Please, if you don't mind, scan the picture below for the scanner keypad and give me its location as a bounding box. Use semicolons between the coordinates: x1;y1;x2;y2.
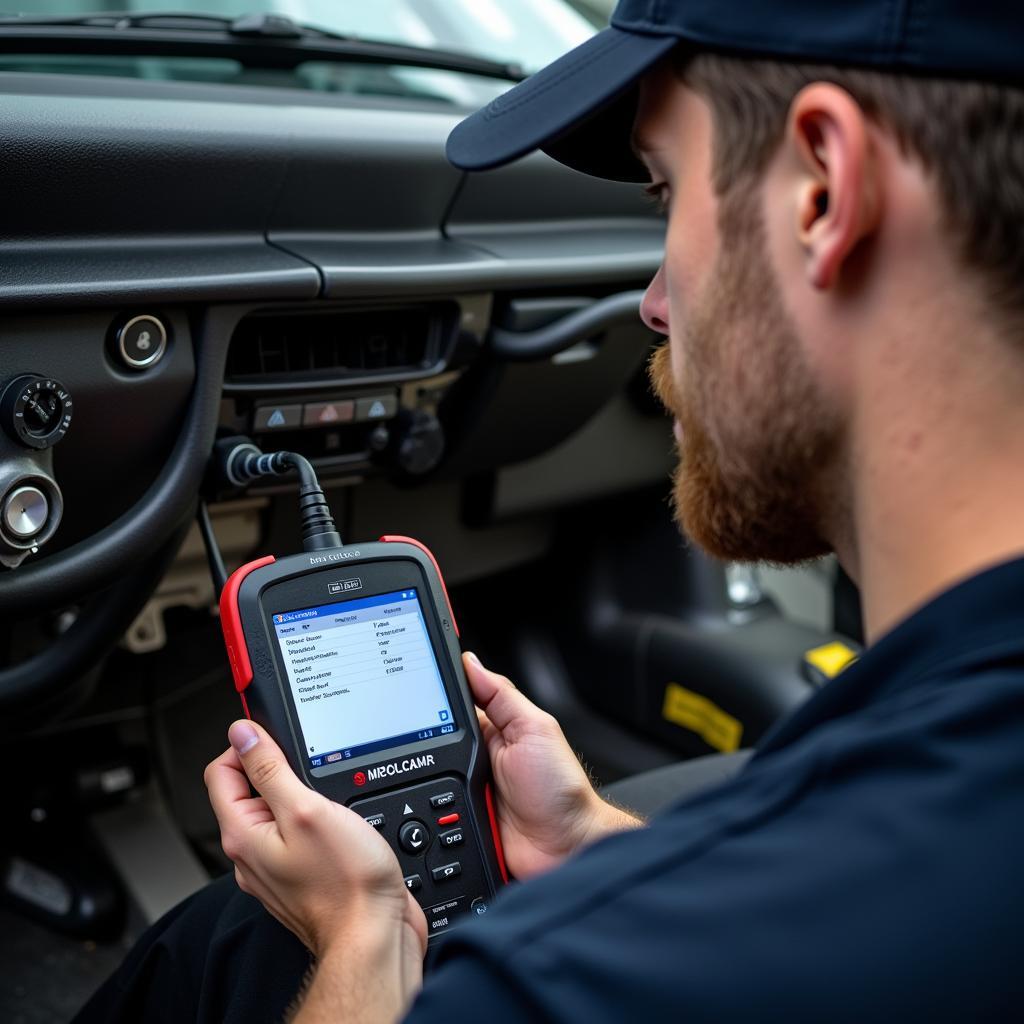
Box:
350;775;490;939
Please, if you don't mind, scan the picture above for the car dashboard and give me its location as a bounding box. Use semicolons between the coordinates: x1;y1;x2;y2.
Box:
0;69;670;685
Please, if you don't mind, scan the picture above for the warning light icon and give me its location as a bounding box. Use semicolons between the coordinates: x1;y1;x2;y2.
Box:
266;409;286;428
318;404;340;423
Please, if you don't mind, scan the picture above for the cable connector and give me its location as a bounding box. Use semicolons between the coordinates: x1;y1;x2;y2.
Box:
215;437;343;552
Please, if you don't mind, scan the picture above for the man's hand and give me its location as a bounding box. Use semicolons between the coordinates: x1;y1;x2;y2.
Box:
204;720;426;1020
464;652;642;879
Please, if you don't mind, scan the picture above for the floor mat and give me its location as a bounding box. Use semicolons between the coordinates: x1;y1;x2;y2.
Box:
0;906;143;1023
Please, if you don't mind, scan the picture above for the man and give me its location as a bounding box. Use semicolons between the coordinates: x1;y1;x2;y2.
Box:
77;0;1024;1020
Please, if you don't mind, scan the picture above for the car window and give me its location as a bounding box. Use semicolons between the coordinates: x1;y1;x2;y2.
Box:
293;0;597;73
2;0;598;82
1;0;605;105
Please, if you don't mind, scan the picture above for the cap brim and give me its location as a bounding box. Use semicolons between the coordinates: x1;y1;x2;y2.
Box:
446;27;677;183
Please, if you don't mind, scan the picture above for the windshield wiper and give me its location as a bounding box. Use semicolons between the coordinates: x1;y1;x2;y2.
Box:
0;10;527;82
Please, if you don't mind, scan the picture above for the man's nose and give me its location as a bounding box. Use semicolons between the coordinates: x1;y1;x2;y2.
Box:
640;265;670;335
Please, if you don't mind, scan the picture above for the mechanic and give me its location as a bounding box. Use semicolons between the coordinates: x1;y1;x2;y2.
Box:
76;0;1024;1020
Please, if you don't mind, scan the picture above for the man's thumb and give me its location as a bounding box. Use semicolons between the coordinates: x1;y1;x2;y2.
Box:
228;719;303;808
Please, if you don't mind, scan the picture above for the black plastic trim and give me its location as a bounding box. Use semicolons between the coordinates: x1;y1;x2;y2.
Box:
0;88;661;305
0;239;320;309
273;232;662;297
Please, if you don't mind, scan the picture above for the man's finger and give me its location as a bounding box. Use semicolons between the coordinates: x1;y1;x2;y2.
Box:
462;652;537;732
205;746;255;823
228;719;307;815
205;747;276;858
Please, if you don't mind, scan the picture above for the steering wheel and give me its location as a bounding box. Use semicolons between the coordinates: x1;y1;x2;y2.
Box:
0;324;230;711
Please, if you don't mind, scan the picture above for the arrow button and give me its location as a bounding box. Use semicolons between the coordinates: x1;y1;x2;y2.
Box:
399;819;431;855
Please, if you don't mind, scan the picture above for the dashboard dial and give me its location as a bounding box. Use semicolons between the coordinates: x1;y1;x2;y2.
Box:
1;375;73;450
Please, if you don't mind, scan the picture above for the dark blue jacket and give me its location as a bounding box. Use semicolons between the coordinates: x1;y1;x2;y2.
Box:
409;558;1024;1022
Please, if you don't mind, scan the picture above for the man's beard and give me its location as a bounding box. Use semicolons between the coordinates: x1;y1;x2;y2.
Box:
649;186;842;565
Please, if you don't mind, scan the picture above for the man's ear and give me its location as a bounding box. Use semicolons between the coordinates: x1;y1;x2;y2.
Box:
787;82;881;290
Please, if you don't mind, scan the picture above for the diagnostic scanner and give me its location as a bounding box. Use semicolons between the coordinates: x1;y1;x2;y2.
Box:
219;534;507;942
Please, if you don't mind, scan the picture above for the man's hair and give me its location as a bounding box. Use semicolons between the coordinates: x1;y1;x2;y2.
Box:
680;52;1024;332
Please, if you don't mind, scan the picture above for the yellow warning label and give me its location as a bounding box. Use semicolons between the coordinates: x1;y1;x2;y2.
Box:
803;641;858;680
661;683;743;753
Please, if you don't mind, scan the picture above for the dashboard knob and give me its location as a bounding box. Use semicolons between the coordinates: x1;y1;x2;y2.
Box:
394;410;445;476
1;375;73;450
3;484;48;539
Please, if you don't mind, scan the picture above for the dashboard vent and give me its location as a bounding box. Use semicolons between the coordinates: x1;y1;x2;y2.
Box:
226;305;454;387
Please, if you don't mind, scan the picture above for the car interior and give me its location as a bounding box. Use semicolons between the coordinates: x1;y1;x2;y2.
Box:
0;4;862;1019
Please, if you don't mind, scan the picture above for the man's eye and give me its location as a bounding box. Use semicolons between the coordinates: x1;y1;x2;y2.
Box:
642;182;670;213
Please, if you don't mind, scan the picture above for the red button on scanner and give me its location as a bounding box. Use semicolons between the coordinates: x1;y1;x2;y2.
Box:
437;813;460;826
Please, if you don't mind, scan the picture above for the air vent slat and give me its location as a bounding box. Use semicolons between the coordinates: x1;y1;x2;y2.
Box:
226;306;450;386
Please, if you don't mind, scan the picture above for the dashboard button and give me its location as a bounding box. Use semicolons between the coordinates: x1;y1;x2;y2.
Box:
254;404;301;431
116;314;168;370
399;820;430;855
470;897;489;917
355;394;398;422
431;861;461;882
363;813;386;830
429;791;455;809
303;400;354;427
436;812;460;826
403;874;422;893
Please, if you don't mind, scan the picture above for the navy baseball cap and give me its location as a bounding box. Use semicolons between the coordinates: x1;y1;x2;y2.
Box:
447;0;1024;183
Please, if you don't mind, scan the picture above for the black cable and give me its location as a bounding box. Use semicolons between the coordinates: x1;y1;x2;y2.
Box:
219;441;343;552
280;451;344;552
196;500;228;593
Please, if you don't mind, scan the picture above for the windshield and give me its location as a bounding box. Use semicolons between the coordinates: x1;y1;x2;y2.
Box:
6;0;605;73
